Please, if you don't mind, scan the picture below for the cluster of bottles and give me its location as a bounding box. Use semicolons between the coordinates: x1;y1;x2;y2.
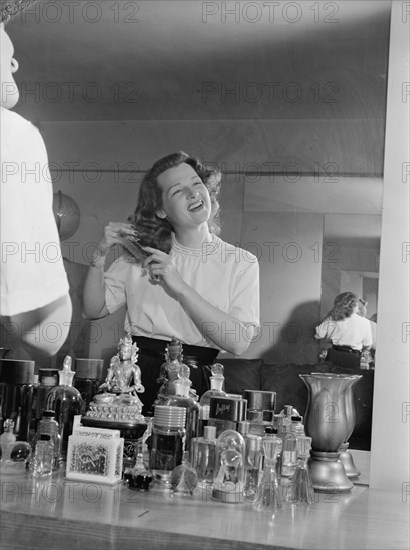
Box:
0;356;87;477
124;338;315;509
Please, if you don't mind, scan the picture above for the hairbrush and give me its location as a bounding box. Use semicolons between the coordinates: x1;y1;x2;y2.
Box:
117;231;150;262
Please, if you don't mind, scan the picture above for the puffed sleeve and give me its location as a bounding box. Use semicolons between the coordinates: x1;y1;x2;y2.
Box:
315;318;334;339
229;255;260;328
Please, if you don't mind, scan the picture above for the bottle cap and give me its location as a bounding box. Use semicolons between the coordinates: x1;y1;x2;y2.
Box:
38;369;59;386
210;363;224;377
42;410;56;418
246;434;262;452
242;390;276;411
153;405;186;428
0;359;35;384
265;426;275;434
203;426;216;440
58;356;75;386
237;420;250;435
74;358;104;379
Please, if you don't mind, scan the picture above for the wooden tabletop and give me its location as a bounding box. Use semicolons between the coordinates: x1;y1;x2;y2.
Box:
0;451;408;550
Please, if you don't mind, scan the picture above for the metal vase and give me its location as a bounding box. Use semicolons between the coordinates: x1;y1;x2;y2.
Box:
299;373;362;492
338;379;362;478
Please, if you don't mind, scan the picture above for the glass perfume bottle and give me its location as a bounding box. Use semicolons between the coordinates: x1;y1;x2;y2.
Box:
35;369;59;425
45;356;83;464
198;363;227;435
213;429;246;503
237;421;262;502
0;419;32;474
281;418;305;478
162;364;199;452
287;436;314;505
32;434;54;477
263;426;282;483
170;450;198;496
253;438;282;513
35;410;61;469
277;404;299;437
149;405;186;489
190;425;217;488
124;441;153;490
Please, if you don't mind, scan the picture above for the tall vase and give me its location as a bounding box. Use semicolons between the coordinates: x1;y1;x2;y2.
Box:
299;373;362;493
338;379;361;479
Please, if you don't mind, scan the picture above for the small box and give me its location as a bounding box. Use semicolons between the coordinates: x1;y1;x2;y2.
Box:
66;426;123;485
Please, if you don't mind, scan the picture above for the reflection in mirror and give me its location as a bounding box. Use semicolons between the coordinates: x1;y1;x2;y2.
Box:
2;0;393;467
320;213;382;325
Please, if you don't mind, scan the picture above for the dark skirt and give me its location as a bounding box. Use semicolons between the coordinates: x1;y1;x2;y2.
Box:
132;336;219;415
327;345;361;369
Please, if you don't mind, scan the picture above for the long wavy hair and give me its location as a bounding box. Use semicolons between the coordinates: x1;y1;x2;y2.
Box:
327;292;359;321
126;152;221;258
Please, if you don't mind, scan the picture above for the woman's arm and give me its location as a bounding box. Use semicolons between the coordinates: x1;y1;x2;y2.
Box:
83;222;136;319
82;253;110;319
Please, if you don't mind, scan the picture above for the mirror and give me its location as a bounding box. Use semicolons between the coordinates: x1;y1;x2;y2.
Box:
3;1;391;457
320;213;382;335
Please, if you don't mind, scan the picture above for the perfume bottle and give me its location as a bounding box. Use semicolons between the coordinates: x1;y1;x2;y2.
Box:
124;441;153;490
73;358;104;414
360;349;372;370
253;438;282;513
0;358;35;442
162;364;199;452
35;410;61;469
35;369;59;424
237;421;262;502
170;450;198;496
198;364;227;435
287;436;314;505
190;425;217;488
149;405;186;489
213;429;246;503
45;356;83;463
281;417;305;478
277;404;299;437
263;426;283;483
0;419;32;474
32;434;54;477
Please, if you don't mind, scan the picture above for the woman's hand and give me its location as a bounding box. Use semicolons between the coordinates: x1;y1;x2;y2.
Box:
97;222;137;256
142;246;186;297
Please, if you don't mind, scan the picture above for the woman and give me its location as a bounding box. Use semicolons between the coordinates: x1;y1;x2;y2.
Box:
314;292;372;369
83;152;260;413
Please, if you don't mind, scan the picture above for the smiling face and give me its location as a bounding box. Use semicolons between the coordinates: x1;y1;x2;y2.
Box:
156;162;212;232
0;25;19;109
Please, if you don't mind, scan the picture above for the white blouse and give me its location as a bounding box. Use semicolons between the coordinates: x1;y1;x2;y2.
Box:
104;234;260;349
315;313;373;351
0;107;69;315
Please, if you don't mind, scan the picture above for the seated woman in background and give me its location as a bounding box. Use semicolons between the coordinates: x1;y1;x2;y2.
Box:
314;291;372;369
83;151;260;414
